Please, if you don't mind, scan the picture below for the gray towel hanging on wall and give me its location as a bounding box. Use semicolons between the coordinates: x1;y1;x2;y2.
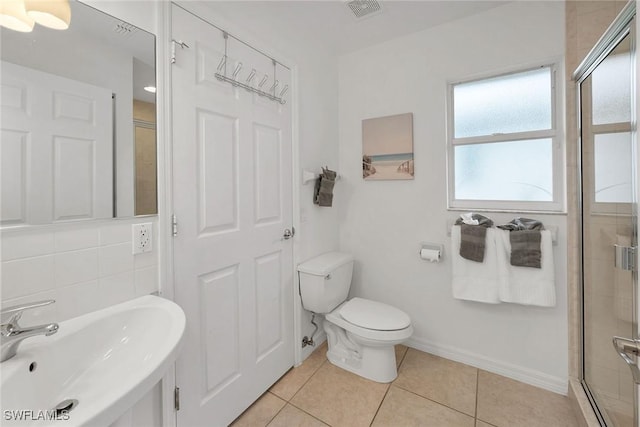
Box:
314;167;337;207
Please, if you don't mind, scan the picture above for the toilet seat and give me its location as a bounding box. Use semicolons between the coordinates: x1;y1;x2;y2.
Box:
325;299;413;342
340;297;411;331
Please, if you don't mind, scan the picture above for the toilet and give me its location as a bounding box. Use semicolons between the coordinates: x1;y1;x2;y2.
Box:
297;252;413;383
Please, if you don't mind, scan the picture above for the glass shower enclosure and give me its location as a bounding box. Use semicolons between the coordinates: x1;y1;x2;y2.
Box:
576;4;637;426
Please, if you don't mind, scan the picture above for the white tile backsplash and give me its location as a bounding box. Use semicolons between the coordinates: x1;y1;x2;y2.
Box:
99;243;134;277
55;248;99;287
2;255;56;299
134;250;156;269
1;218;159;322
135;266;158;297
100;223;132;246
99;271;136;307
56;280;101;320
1;231;55;261
54;228;99;252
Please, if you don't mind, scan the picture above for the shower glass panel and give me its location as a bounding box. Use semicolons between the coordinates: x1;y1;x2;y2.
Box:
580;29;636;427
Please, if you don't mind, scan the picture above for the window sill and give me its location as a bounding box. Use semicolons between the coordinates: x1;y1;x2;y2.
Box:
447;207;568;215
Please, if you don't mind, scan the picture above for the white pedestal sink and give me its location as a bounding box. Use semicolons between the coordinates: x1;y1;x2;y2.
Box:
1;295;185;426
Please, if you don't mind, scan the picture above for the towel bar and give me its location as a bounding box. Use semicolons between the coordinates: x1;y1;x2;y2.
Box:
446;223;558;245
302;169;341;185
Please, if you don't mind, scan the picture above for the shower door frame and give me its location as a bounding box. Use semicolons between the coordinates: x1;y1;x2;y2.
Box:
574;2;638;425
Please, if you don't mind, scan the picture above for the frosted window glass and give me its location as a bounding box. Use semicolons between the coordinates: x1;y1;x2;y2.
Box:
454;68;552;138
592;53;631;125
455;139;553;201
594;132;632;203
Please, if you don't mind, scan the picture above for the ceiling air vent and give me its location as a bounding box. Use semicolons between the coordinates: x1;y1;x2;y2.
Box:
113;21;138;37
346;0;382;19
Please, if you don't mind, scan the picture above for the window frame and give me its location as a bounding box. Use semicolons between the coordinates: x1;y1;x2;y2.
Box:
446;63;565;213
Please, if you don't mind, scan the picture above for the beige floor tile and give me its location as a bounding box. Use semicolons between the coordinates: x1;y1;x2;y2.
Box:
372;386;474;427
267;404;328;427
393;349;478;416
476;420;496;427
270;342;328;401
231;392;286;427
290;362;389;427
476;370;578;427
395;344;408;368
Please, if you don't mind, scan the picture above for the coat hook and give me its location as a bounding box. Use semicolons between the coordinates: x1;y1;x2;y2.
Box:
269;80;279;93
258;74;269;89
246;69;256;84
216;55;227;73
232;62;243;79
279;84;289;98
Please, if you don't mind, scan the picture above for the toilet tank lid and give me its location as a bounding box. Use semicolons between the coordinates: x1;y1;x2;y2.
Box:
340;298;411;331
297;252;354;276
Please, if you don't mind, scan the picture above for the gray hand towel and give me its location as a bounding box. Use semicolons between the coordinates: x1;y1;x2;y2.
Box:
454;214;494;262
314;167;337;207
509;230;542;268
497;217;544;232
498;217;544;268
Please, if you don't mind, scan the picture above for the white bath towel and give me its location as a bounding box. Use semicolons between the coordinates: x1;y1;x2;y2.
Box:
497;229;555;307
451;225;500;304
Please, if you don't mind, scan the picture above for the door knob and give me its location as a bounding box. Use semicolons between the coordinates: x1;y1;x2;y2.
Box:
283;228;295;240
613;336;640;383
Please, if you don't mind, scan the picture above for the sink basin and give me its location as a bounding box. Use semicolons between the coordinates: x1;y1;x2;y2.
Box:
1;295;185;426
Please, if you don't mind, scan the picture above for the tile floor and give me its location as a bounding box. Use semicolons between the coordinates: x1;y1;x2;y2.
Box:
231;343;579;427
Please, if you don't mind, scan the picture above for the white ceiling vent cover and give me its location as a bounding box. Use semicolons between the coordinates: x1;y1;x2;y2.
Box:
347;0;382;19
113;21;138;37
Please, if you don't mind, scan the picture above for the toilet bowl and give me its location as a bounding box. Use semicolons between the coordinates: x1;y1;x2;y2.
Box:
297;252;413;383
323;297;413;383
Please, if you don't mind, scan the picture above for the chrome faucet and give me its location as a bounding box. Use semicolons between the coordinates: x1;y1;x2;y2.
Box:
1;300;59;362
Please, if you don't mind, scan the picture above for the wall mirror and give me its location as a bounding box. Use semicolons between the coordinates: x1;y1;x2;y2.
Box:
0;0;157;228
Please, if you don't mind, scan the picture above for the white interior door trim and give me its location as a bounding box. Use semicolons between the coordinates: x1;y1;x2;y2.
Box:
157;2;178;427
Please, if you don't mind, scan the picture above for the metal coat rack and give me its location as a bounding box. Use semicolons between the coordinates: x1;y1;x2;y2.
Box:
214;32;289;105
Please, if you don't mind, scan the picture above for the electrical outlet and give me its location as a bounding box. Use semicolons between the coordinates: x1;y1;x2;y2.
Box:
132;223;153;255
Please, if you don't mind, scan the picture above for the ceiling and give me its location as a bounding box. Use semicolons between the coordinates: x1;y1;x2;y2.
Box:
205;1;507;56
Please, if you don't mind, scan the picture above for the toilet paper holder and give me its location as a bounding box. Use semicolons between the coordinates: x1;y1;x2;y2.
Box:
419;242;444;262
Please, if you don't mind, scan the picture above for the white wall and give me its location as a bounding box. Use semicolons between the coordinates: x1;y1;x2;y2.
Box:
337;1;568;393
184;1;342;361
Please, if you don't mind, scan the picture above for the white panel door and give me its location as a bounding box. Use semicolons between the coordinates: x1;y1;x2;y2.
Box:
171;6;294;426
0;61;113;225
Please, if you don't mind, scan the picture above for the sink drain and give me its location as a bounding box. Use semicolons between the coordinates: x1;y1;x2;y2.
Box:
53;399;78;417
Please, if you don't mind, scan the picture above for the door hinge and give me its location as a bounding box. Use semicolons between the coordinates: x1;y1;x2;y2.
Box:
172;214;178;237
171;39;190;64
614;245;636;271
174;386;180;411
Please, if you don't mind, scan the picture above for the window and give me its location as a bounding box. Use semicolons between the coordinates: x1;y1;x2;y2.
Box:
447;65;563;211
589;47;633;210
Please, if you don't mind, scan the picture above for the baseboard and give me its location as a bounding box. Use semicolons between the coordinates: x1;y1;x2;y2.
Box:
406;336;568;395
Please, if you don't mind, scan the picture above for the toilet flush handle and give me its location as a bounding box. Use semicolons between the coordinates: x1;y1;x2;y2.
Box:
325;274;331;280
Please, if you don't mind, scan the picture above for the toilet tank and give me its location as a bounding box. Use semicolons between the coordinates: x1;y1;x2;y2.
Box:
297;252;354;314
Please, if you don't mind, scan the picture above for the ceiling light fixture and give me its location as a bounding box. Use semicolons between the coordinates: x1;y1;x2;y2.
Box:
144;86;157;94
25;0;71;30
0;0;35;32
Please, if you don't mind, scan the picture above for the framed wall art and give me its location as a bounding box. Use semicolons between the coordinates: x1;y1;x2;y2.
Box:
362;112;414;180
